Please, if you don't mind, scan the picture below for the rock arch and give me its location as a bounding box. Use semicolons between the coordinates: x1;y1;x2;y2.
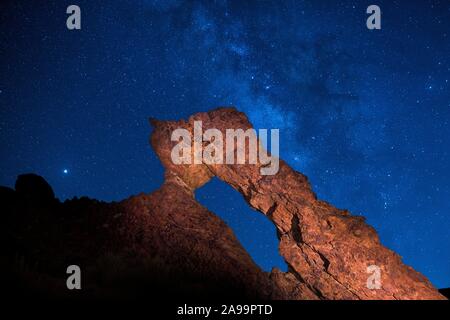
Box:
150;107;444;300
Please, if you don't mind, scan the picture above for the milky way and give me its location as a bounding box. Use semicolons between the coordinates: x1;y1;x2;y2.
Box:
1;0;449;287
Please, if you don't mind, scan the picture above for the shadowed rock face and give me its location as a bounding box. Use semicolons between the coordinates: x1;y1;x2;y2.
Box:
3;108;445;300
150;107;445;300
4;176;278;300
440;288;450;299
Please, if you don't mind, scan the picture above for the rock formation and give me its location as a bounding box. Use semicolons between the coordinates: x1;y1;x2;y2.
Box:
3;107;446;300
150;107;445;300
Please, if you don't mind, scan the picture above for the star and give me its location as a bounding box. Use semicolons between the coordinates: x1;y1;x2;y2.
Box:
63;169;69;174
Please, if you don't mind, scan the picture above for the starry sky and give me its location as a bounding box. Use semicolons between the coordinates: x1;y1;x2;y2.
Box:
1;1;449;288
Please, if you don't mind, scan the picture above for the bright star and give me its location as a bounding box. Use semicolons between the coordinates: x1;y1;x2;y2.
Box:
63;169;68;174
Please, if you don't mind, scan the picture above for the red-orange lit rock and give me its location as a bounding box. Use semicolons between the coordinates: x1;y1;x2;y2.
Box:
150;107;445;300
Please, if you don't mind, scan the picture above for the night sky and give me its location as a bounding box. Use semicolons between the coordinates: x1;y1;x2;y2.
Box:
1;1;449;288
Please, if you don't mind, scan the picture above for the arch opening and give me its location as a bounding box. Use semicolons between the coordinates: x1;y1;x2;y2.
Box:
195;177;287;272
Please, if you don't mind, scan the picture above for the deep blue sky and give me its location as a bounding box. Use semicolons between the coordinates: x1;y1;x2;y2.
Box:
1;1;449;288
